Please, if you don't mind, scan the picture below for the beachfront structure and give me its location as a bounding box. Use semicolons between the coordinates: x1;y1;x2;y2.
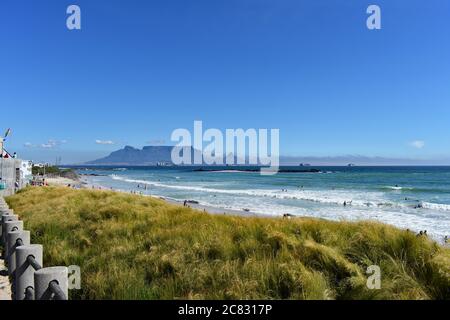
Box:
33;162;50;168
0;158;32;196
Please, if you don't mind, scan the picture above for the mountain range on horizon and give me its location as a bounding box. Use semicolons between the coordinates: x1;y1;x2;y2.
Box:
84;145;450;166
86;145;183;165
85;145;234;166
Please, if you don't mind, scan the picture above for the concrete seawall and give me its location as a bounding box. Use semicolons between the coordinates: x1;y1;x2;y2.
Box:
0;158;30;197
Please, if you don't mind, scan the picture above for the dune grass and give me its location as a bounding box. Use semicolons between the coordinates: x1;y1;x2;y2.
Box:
5;186;450;300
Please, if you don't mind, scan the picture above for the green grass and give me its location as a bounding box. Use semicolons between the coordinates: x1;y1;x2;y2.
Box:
31;166;78;179
6;186;450;300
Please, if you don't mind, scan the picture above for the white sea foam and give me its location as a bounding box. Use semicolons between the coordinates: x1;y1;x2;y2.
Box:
111;175;388;208
110;174;450;214
83;174;450;242
420;201;450;211
195;197;449;241
208;170;254;173
387;186;402;190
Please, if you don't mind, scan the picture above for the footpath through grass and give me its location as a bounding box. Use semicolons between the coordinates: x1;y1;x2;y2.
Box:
6;187;450;300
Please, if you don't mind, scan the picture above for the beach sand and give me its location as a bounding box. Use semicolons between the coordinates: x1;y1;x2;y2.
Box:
78;175;265;218
45;177;84;187
26;175;450;245
0;259;11;300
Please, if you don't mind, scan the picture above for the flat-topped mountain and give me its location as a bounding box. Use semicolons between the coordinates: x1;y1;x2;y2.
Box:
86;146;213;166
86;145;242;166
86;146;180;165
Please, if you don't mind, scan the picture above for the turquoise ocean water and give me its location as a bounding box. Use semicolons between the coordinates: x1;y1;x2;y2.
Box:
76;166;450;242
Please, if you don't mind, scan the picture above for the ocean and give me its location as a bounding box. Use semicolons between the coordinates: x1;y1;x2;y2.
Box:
77;166;450;242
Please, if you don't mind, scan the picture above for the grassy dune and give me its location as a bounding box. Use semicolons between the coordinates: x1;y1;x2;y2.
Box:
5;187;450;300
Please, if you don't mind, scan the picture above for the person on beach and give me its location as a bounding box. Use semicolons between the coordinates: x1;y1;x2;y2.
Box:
343;201;347;207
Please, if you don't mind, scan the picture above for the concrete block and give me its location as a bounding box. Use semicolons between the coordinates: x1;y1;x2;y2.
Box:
15;245;43;300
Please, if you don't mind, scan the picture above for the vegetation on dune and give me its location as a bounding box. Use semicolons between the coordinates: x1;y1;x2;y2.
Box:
32;166;78;179
5;187;450;300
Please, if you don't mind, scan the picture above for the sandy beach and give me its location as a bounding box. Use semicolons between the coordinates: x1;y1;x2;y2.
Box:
0;259;11;300
76;175;265;218
36;174;259;217
45;176;85;187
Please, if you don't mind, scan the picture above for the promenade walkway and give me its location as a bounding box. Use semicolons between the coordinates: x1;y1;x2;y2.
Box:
0;196;11;300
0;255;11;300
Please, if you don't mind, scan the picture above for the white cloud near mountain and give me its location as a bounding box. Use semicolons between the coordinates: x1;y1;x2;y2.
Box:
409;140;425;149
95;139;115;145
24;139;67;149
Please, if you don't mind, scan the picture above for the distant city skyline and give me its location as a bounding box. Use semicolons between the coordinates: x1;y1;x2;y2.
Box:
12;143;450;166
2;1;450;164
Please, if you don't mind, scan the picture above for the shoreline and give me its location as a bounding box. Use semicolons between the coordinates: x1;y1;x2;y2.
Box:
78;175;267;218
43;175;258;217
41;174;449;244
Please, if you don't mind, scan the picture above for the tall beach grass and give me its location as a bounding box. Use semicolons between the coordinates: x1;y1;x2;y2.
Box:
5;186;450;300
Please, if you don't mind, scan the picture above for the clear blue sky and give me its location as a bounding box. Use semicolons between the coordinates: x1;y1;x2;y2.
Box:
1;0;449;164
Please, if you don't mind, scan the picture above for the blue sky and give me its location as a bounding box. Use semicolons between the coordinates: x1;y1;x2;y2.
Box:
1;0;450;164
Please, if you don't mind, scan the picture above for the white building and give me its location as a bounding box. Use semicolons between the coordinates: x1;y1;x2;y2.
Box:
0;158;32;196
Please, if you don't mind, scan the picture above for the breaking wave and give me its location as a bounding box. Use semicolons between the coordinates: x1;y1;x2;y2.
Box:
109;174;450;211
